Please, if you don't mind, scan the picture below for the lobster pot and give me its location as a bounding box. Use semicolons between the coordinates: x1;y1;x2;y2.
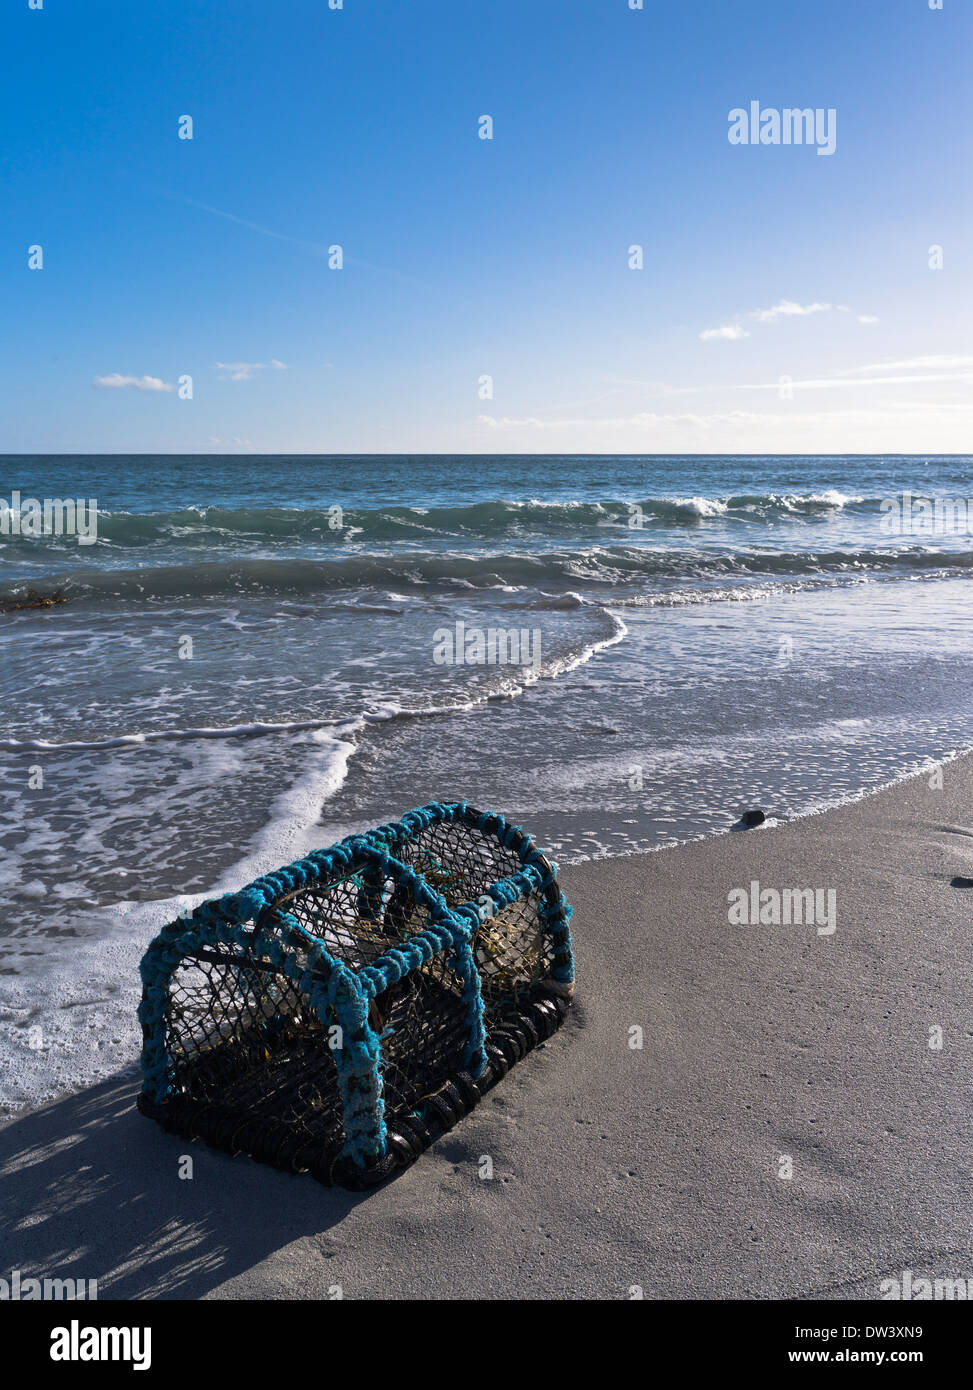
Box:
137;802;575;1189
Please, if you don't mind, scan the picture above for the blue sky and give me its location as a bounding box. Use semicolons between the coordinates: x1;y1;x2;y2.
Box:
2;0;970;453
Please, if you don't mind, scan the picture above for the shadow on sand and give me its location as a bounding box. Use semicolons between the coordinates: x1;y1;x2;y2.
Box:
0;1076;366;1299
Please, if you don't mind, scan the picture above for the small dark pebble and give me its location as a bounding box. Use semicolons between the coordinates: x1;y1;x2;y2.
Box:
740;809;766;828
950;875;973;888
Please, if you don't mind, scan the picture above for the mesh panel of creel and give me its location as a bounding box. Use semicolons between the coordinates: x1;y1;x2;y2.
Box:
372;945;471;1121
273;867;472;1123
396;817;523;905
164;943;346;1168
394;817;555;1017
286;872;488;1125
475;893;553;1016
159;864;429;1169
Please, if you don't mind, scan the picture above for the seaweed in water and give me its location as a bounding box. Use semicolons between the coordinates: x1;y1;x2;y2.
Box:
0;588;68;614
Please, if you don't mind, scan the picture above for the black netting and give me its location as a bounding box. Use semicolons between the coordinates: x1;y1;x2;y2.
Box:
275;869;475;1129
161;944;346;1172
395;816;558;1018
395;815;523;902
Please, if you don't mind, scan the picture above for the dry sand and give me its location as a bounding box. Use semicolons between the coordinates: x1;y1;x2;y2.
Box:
2;758;972;1300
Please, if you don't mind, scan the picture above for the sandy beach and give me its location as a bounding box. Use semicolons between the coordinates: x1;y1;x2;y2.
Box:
2;756;971;1301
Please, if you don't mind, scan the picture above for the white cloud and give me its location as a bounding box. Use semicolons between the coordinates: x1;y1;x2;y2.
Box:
476;400;973;451
699;299;878;341
216;360;288;381
739;369;973;392
836;355;973;374
751;299;832;322
92;373;173;392
475;346;973;451
479;411;732;430
699;324;750;341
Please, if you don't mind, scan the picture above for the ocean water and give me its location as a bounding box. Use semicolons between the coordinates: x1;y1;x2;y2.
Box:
2;453;973;1111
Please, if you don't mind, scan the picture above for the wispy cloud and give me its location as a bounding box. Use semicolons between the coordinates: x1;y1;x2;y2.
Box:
93;373;173;391
162;192;332;256
738;356;973;392
216;360;288;381
700;324;750;341
700;299;877;341
478;399;973;434
477;350;973;437
151;189;433;288
525;356;972;421
478;411;726;430
835;355;973;374
752;299;832;322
